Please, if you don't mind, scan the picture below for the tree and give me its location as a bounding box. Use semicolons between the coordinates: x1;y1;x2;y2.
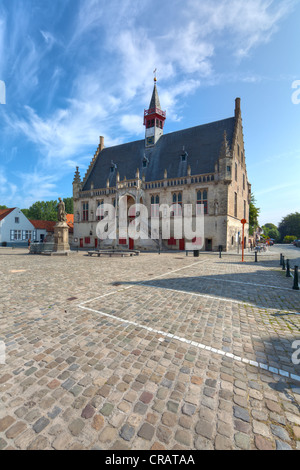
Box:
21;198;73;221
0;205;8;210
249;194;260;236
63;197;73;214
278;212;300;241
261;223;280;242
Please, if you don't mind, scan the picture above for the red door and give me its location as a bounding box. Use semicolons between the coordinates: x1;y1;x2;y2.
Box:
179;238;185;251
129;238;134;250
95;238;98;248
80;238;83;248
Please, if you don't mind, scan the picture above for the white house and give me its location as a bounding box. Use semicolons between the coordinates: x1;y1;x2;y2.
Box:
0;208;37;247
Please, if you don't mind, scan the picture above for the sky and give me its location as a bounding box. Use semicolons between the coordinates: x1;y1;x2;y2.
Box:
0;0;299;226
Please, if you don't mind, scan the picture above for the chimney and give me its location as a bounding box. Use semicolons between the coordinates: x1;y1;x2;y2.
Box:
100;136;104;151
235;98;241;118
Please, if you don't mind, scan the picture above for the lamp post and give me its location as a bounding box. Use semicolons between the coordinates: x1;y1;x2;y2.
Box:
241;219;247;262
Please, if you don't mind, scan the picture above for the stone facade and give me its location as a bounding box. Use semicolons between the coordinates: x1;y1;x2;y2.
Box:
73;85;251;252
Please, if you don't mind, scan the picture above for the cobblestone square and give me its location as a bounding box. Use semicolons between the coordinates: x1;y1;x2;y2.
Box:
0;246;300;450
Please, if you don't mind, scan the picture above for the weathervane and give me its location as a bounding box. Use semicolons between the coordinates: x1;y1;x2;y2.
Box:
153;68;157;82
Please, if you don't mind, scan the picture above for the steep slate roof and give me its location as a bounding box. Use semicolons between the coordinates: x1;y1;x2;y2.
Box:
0;208;15;221
82;116;235;191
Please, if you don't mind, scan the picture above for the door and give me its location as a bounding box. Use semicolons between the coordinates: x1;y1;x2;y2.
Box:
80;238;83;248
129;238;134;250
95;238;98;249
205;238;212;251
179;238;185;251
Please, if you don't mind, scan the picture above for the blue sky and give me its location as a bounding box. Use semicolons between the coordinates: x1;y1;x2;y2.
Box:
0;0;299;226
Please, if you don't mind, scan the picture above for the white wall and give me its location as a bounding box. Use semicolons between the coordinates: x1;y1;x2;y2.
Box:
0;208;36;245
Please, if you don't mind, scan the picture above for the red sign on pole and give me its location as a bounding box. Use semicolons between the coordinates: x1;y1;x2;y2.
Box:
241;219;247;262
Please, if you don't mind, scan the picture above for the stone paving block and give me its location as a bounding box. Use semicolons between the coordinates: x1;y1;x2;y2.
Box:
1;249;300;450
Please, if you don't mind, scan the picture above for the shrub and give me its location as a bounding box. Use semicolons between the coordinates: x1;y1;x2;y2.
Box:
283;235;297;244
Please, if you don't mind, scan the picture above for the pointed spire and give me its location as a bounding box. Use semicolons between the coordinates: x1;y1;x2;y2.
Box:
73;166;81;184
149;81;161;110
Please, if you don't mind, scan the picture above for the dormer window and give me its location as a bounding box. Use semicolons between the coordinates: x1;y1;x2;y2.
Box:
143;156;149;168
181;147;188;162
110;161;117;173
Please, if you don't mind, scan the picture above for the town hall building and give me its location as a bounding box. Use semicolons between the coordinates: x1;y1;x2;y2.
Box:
72;79;251;251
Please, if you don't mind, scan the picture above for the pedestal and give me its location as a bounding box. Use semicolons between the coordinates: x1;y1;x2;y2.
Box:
53;222;70;253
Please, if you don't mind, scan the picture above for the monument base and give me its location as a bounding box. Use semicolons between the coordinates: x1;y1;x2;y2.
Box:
53;222;70;253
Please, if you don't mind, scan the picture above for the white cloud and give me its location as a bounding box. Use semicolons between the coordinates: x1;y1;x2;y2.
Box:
1;0;296;205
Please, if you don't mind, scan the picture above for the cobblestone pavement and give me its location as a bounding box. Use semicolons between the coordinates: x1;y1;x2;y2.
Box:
0;245;300;450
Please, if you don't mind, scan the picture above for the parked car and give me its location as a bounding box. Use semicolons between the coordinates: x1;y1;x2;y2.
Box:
295;240;300;248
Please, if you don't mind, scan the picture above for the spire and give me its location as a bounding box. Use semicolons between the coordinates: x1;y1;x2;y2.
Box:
149;81;161;110
144;74;166;147
73;166;81;184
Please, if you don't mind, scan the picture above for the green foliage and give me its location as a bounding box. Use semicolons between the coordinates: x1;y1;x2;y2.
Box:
283;235;297;244
278;212;300;241
0;205;8;210
261;223;280;242
21;198;73;221
63;197;73;214
249;194;260;236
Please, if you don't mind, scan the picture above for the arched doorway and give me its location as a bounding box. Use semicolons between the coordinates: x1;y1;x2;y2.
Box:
118;194;136;249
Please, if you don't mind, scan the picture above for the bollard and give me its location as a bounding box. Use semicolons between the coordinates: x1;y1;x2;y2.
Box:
293;266;299;290
193;250;199;257
255;251;257;263
286;259;291;277
282;256;285;270
280;253;283;266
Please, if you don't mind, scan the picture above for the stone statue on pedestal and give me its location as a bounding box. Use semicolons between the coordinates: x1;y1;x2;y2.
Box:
57;197;67;223
53;197;70;253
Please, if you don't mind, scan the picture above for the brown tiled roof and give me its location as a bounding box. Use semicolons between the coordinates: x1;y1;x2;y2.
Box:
30;220;56;232
29;214;74;233
0;208;15;221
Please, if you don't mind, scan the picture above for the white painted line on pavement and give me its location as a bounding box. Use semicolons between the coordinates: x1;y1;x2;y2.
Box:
79;303;300;383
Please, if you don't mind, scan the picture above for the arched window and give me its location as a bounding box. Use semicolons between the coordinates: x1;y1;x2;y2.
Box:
196;191;202;215
203;190;208;214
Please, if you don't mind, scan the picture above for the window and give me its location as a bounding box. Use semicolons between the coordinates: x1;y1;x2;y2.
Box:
235;163;237;182
97;200;104;220
227;166;231;174
82;202;89;221
172;193;182;216
196;191;202;215
244;200;246;219
22;230;34;240
15;217;19;224
10;230;22;241
203;190;208;214
196;190;208;215
151;195;160;217
234;192;237;218
243;174;245;190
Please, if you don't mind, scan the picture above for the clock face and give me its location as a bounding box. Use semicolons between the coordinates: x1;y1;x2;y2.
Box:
146;136;154;146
